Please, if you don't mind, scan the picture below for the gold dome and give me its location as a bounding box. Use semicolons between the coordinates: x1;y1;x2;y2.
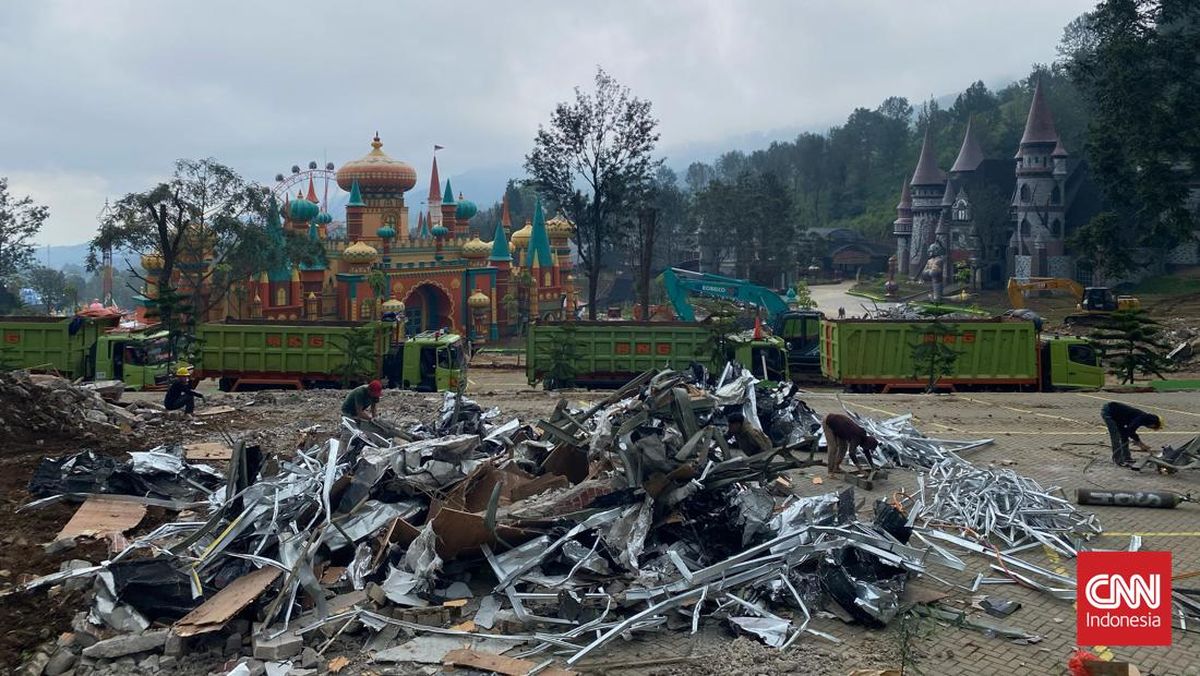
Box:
461;236;490;259
511;220;533;249
546;215;574;239
140;252;164;270
468;290;490;309
335;134;417;194
381;298;405;313
342;240;379;264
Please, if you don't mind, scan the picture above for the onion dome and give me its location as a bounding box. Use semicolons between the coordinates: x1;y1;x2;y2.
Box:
381;298;405;313
315;211;333;225
462;235;490;259
140;252;164;270
455;192;478;220
468;290;490;309
511;220;533;249
342;241;379;264
546;214;574;239
377;223;396;240
288;191;319;223
431;224;449;238
335;133;417;194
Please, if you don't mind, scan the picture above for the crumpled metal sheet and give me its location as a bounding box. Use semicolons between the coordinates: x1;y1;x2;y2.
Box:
729;616;792;648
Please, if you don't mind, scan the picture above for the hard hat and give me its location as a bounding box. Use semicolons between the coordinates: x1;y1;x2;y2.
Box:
1155;414;1166;430
176;366;193;377
368;379;383;396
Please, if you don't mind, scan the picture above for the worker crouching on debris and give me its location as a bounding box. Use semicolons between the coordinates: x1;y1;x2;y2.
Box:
164;366;204;415
726;412;773;455
342;379;383;422
823;413;879;475
1100;401;1163;469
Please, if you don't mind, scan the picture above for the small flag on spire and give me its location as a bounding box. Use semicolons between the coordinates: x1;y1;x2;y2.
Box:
434;144;444;151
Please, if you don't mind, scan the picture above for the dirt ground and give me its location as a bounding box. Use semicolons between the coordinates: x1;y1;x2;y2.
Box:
6;368;1200;674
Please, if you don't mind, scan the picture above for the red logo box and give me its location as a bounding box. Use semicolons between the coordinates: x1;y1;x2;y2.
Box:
1077;551;1171;646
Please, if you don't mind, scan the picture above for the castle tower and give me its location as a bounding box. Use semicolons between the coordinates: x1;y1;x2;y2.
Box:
500;192;513;236
427;155;442;230
908;129;947;276
454;192;477;240
1010;79;1067;278
893;182;913;277
345;179;365;241
440;180;458;239
488;220;512;333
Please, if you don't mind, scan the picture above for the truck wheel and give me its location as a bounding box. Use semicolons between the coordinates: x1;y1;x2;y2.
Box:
218;377;235;392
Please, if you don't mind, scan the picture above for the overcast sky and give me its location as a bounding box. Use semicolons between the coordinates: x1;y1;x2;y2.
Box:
1;0;1094;247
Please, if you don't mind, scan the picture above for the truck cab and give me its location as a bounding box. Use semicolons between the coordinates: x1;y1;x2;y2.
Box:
1040;336;1105;390
733;337;790;386
93;330;172;390
774;310;824;377
383;331;465;392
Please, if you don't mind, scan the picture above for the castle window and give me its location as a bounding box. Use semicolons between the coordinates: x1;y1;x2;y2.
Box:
1051;186;1061;205
1020;218;1031;236
275;287;287;307
1019;184;1031;201
1052;219;1062;238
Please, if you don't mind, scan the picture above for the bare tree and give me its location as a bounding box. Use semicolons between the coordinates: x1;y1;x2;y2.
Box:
525;67;662;319
633;207;659;320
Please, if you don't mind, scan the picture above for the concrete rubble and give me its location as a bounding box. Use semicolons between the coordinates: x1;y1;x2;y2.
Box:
7;366;1155;674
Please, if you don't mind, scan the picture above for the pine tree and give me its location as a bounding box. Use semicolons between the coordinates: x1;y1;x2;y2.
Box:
1088;308;1172;384
909;318;962;392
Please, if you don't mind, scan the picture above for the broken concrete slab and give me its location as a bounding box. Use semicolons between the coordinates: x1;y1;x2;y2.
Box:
442;648;578;676
372;635;513;664
251;627;303;660
81;628;169;659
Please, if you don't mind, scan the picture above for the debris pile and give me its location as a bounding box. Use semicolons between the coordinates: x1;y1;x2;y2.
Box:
7;368;968;673
0;371;159;440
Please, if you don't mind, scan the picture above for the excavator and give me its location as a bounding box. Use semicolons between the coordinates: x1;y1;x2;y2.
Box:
1006;277;1140;325
660;268;824;378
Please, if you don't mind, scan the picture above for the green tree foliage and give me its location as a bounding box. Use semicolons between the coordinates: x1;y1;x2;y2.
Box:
694;299;742;367
1063;0;1200;277
333;326;379;388
25;265;67;314
526;67;662;319
87;159;272;357
791;281;816;309
909;319;962;392
1089;308;1173;384
0;178;50;310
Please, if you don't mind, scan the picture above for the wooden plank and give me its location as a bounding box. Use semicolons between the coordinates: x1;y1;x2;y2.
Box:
184;442;232;461
55;497;146;543
196;405;237;417
442;649;578;676
173;566;281;637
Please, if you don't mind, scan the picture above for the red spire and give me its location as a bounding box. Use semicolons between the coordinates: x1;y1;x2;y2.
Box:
428;156;441;205
1020;78;1058;146
305;177;318;203
500;192;512;230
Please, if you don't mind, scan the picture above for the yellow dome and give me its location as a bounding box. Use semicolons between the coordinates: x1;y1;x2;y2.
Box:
511;221;533;249
468;291;490;309
546;215;574;239
342;241;379;264
381;298;405;312
140;252;164;270
461;236;490;259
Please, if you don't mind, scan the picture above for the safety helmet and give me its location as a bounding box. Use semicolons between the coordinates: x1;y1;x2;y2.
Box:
176;366;193;377
1154;414;1166;430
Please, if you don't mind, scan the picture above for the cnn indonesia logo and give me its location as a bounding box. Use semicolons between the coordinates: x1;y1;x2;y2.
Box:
1077;551;1171;646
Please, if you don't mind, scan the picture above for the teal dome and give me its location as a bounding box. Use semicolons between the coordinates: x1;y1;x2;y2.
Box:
455;195;478;220
288;198;319;223
377;224;396;239
431;224;449;238
315;211;333;225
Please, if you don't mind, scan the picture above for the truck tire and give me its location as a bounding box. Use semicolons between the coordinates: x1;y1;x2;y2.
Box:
218;377;236;392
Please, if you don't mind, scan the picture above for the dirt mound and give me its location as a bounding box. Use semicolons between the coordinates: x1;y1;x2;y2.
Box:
0;371;153;442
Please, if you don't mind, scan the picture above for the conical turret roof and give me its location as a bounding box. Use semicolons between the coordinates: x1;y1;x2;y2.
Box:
428;156;441;205
950;118;985;173
1020;79;1058;145
489;221;511;262
910;129;946;186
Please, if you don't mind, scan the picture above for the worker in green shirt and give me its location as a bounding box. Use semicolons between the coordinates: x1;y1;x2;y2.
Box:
341;380;382;421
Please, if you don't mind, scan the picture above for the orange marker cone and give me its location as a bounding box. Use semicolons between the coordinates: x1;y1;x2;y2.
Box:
753;316;764;340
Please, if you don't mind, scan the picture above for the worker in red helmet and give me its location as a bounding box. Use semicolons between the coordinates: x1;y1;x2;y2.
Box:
341;379;383;421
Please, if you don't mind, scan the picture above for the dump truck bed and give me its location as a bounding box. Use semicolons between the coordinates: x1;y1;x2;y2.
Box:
195;320;388;388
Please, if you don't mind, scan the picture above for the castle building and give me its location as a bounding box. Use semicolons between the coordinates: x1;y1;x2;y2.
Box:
141;134;576;340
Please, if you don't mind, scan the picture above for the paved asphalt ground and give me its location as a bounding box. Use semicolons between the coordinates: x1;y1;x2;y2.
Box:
580;388;1200;675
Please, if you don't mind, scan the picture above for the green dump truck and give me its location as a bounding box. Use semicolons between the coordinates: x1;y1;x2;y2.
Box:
819;318;1104;392
0;314;171;390
195;320;465;392
526;321;790;388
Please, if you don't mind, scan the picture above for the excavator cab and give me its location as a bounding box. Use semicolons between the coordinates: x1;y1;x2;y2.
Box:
1080;287;1118;312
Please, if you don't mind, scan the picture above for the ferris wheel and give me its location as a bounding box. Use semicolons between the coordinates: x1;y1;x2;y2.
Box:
271;161;341;215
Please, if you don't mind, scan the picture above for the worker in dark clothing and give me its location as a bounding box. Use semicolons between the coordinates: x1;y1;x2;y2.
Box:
1101;401;1163;468
823;413;879;475
164;366;204;414
727;412;773;455
341;380;383;421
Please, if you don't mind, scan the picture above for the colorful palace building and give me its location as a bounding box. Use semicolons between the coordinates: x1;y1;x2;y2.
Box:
141;134;576;341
